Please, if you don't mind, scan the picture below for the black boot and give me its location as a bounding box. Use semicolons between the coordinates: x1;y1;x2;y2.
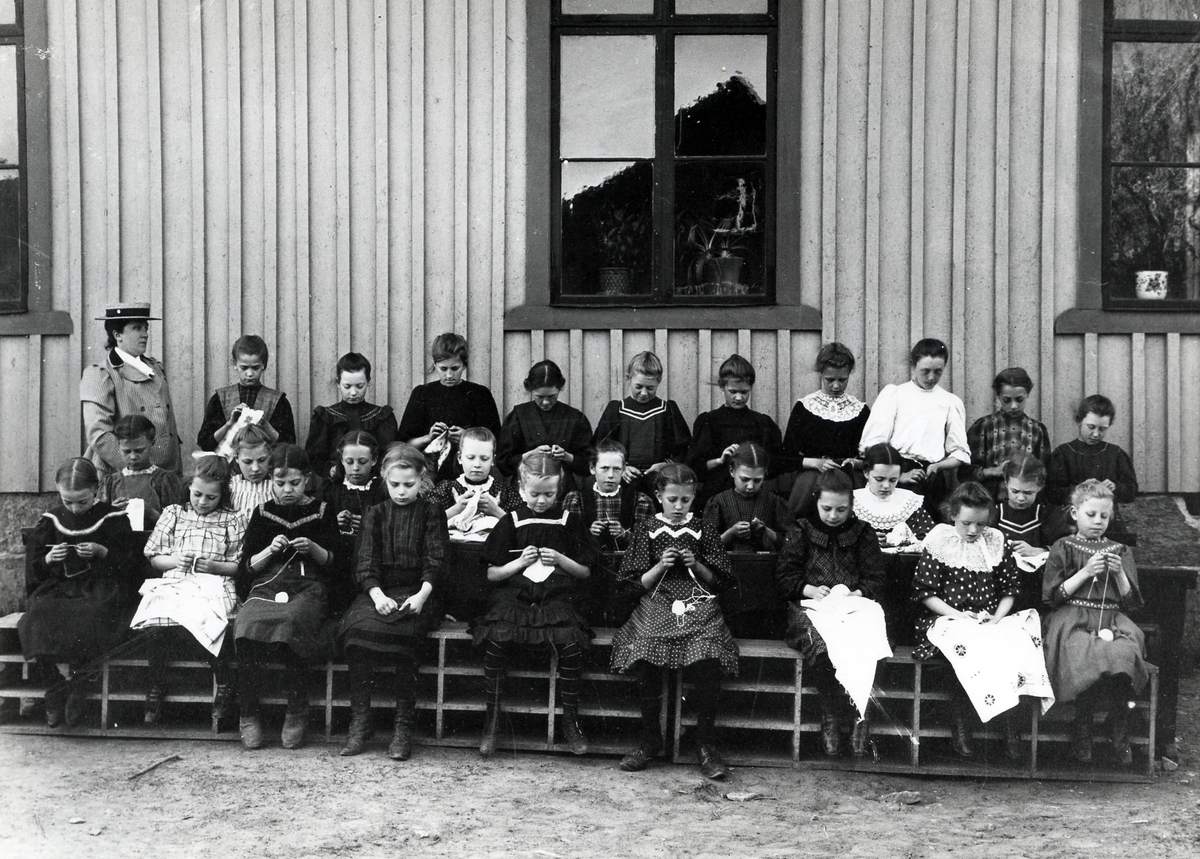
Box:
341;666;373;757
949;695;975;759
389;700;415;761
1071;697;1094;764
479;702;500;758
561;705;588;755
237;660;264;750
40;661;65;728
1107;701;1132;766
850;714;872;758
144;632;168;726
813;670;842;757
695;714;729;780
63;672;91;728
281;675;308;750
619;698;664;772
1003;708;1024;762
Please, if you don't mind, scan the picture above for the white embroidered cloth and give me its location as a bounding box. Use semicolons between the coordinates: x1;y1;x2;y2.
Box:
800;592;892;718
927;609;1054;722
130;573;234;657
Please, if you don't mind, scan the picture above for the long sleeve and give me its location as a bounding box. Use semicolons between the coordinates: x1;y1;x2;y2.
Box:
854;527;887;601
1045;445;1073;505
270;394;298;444
196;392;228;451
565;409;595;476
398;385;431;440
421;501;449;588
305;408;337;479
665;400;692;463
858;385;899;454
781;401;806;471
496;408;527;477
1042;539;1072;607
943;394;971;465
774;525;810;601
144;505;181;560
1112;446;1139;505
590;400;622;449
79;365;124;473
686;411;717;479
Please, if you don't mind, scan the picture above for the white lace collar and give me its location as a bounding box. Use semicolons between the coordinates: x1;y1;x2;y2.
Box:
594;484;620;498
800;390;866;422
456;475;495;494
922;523;1005;572
343;477;376;492
121;465;157;477
852;488;923;530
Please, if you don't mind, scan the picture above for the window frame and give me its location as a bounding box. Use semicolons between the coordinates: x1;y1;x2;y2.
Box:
511;0;819;331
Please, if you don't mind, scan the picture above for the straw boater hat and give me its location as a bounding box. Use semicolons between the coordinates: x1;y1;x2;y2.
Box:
95;302;161;322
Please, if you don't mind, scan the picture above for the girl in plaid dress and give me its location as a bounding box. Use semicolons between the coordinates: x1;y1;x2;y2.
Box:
610;465;736;780
132;455;245;727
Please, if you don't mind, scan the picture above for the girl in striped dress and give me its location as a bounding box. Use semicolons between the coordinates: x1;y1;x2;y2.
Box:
228;424;275;518
610;465;736;780
339;444;447;760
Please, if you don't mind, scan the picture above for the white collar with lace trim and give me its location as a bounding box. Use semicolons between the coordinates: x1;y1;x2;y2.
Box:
343;477;376;492
922;523;1005;572
799;390;866;422
114;347;155;378
121;465;158;477
852;487;924;531
456;475;494;494
648;512;701;540
593;484;621;498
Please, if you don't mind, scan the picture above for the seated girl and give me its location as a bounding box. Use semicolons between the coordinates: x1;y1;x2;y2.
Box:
234;445;338;750
474;453;596;758
702;443;789;553
20;458;138;727
686;354;783;510
966;367;1051;500
610;465;737;780
322;430;388;615
783;342;870;518
563;440;656;553
1046;394;1138;544
775;470;888;758
132;454;244;727
913;482;1054;761
853;443;936;549
427;427;522;540
859;338;970;512
339;444;448;761
1042;479;1147;766
994;453;1066;612
228;424;276;517
497;360;593;493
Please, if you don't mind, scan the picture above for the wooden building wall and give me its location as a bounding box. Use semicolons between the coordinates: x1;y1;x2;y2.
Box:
1;0;1197;494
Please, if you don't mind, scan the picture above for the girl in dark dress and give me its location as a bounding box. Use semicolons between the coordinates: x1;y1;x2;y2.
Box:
610;465;737;780
474;452;597;757
497;360;593;492
322;431;388;615
704;443;790;554
687;354;784;510
399;333;503;482
339;444;448;760
235;445;338;750
994;453;1066;612
783;342;870;518
20;458;137;727
305;353;398;486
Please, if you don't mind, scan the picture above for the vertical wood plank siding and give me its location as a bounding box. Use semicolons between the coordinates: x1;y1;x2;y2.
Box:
2;0;1196;493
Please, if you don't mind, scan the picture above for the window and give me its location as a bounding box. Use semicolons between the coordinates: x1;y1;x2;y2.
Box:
552;1;776;307
0;0;25;314
1104;0;1200;308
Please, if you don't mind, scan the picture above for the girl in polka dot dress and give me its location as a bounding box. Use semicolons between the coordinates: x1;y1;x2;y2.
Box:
912;482;1027;760
610;464;737;780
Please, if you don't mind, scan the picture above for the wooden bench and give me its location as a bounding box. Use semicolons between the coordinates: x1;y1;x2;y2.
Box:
0;612;1158;780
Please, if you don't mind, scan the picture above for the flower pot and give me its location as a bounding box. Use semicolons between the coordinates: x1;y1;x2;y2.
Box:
597;267;633;296
1135;270;1169;300
702;256;744;290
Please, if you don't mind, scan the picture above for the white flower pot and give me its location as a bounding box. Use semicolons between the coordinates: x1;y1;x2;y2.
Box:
1135;270;1168;300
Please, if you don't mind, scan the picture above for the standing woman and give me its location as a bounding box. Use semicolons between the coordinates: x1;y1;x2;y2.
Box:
81;303;182;476
782;343;870;518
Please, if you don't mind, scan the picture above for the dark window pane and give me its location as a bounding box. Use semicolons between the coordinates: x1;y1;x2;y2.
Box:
561;0;654;14
1109;166;1200;300
675;162;765;296
561;161;653;296
0;168;22;311
560;35;655;159
675;35;767;156
675;0;770;14
1113;0;1200;21
0;45;17;166
1110;42;1200;163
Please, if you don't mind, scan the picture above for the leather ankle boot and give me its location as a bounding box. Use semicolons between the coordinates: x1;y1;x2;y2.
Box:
850;716;872;758
479;702;500;758
341;696;372;757
1071;701;1094;764
950;701;975;759
619;700;663;772
562;705;588;755
389;700;415;761
281;685;308;750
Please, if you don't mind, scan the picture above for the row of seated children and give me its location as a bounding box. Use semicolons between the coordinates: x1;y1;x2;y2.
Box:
20;417;1144;775
187;332;1136;540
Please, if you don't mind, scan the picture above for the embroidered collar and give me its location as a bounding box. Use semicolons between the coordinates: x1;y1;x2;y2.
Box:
259;500;326;528
800;391;866;422
121;465;158;477
114;347;155;378
922;523;1005;571
593;484;621;498
41;508;129;536
852;488;924;530
343;477;376;492
456;475;495;495
649;512;701;540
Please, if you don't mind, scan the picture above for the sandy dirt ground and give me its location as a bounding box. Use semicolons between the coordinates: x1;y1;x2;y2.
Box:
0;678;1197;859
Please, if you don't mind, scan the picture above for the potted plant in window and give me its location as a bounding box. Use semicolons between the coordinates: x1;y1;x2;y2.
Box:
685;218;752;296
1111;171;1200;300
596;204;648;295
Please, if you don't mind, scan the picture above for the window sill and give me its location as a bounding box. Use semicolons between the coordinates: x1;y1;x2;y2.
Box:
0;310;74;336
1055;307;1200;334
504;303;822;331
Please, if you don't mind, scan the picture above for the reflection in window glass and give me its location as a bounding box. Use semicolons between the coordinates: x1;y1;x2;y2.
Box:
1110;42;1200;162
1109;166;1200;300
561;161;653;296
560;36;655;159
675;162;765;296
0;45;17;166
675;0;769;14
675;35;767;156
1114;0;1200;21
0;2;14;27
562;0;653;14
0;167;21;308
